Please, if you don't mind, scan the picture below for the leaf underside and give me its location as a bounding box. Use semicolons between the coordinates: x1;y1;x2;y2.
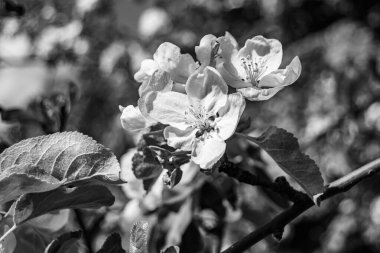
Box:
243;126;324;197
14;184;115;225
0;131;122;203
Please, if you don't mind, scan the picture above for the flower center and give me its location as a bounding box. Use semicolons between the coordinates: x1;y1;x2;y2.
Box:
185;104;216;135
240;55;268;86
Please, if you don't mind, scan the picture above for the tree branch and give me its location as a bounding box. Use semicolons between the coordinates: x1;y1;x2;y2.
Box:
320;158;380;201
220;158;380;253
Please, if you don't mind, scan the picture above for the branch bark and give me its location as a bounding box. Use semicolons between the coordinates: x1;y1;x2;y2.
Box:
220;158;380;253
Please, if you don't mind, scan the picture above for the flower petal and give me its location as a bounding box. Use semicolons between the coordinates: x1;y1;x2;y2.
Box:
237;86;284;101
139;70;173;97
179;161;200;185
140;91;189;130
195;34;217;66
174;53;197;83
218;63;252;89
217;33;254;89
185;67;228;115
191;132;226;169
224;31;238;49
153;42;181;70
134;59;159;82
153;42;196;83
216;93;246;140
120;105;155;131
218;33;238;62
258;56;302;88
164;126;197;150
238;36;283;77
172;82;186;93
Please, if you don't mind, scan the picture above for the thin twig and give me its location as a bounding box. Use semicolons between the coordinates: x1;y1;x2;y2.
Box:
320;158;380;201
220;158;380;253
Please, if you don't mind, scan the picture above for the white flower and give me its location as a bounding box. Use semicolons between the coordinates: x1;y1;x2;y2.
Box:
218;34;302;101
195;34;218;67
121;42;199;132
122;35;223;132
134;42;197;91
140;67;246;169
135;34;222;93
120;104;156;131
120;70;172;131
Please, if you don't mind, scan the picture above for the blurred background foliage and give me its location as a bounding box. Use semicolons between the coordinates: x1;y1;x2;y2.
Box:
1;0;380;252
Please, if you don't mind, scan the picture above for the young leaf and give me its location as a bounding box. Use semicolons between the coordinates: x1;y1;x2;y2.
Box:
44;231;82;253
0;131;122;203
130;221;148;253
240;126;324;197
163;168;183;189
132;147;162;180
14;185;115;225
97;233;126;253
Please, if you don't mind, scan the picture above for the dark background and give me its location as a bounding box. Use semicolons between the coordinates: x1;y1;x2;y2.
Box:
1;0;380;252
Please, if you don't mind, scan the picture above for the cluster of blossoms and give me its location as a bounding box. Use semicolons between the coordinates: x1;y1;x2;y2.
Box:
121;32;301;171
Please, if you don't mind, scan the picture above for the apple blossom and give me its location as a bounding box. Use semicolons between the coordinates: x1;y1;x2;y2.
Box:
140;67;246;169
135;35;222;94
218;34;302;101
134;42;196;93
120;70;171;131
121;36;222;131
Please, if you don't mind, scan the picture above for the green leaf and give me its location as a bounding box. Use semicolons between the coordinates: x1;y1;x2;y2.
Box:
132;147;162;180
131;148;162;193
240;126;324;197
97;233;126;253
130;221;148;253
44;231;82;253
14;185;115;225
0;131;122;203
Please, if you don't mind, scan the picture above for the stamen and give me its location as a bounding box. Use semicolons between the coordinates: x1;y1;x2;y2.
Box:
185;105;217;134
240;54;267;86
